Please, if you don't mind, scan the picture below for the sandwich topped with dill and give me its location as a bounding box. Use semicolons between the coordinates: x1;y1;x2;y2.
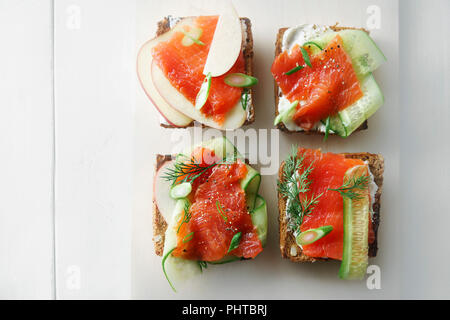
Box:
278;147;384;279
153;137;267;291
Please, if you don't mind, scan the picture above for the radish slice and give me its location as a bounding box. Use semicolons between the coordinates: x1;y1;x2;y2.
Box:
195;73;211;110
170;182;192;199
224;73;258;88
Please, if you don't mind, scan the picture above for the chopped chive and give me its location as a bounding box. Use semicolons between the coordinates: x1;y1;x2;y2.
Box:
303;41;323;51
324;116;331;141
285;65;305;75
162;247;177;292
227;232;242;253
300;47;312;67
215;200;228;222
181;30;205;46
182;231;194;243
240;88;249;110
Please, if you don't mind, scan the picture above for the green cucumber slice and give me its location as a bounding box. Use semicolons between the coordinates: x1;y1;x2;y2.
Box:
296;225;333;245
195;73;211;110
224;73;258;88
309;29;386;77
181;27;204;46
274;100;299;126
169;182;192;199
162;198;201;291
328;73;384;137
339;165;370;280
251;195;267;247
241;165;261;211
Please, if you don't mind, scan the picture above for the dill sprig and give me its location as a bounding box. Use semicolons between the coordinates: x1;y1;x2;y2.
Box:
176;201;191;234
162;153;238;187
329;174;369;200
215;200;228;222
278;147;322;232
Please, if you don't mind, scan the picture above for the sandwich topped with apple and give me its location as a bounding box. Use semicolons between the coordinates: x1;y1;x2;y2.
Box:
153;137;267;291
137;4;257;130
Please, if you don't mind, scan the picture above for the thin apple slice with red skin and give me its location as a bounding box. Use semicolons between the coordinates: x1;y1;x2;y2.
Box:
151;61;247;130
154;159;178;222
137;19;194;127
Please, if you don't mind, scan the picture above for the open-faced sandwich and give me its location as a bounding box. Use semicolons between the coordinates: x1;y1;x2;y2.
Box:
272;25;386;139
278;147;384;279
153;137;267;291
137;5;257;130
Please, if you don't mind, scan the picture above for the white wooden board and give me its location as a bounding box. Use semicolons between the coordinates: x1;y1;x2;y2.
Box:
0;0;54;299
53;0;135;299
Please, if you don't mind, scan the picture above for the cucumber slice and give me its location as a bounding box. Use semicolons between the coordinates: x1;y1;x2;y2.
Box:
296;225;333;246
169;182;192;199
195;73;211;110
241;165;261;211
162;198;201;291
309;29;386;77
339;165;370;280
328;73;384;137
274;100;299;126
251;195;267;247
224;73;258;88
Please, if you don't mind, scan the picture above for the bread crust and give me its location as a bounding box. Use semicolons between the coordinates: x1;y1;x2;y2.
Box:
278;151;384;262
273;25;369;134
155;16;255;129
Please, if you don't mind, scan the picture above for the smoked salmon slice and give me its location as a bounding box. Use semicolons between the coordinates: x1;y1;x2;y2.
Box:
296;148;373;260
152;16;245;125
271;35;363;130
173;148;262;261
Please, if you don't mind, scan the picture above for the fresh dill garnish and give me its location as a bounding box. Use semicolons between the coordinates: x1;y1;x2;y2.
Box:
328;174;370;200
227;232;242;253
177;201;191;234
197;261;208;272
162;153;238;187
240;88;249;110
277;147;322;232
215;200;228;222
162;247;177;292
182;231;194;243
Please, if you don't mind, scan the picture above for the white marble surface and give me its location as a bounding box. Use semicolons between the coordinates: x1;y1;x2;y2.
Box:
0;0;449;299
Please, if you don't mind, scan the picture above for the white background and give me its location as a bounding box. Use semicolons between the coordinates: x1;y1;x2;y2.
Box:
0;0;448;299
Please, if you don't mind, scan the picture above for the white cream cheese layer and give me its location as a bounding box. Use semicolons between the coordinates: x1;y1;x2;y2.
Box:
278;24;333;131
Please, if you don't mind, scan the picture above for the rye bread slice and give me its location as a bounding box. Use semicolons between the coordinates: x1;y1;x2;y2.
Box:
274;25;369;134
155;16;255;129
278;151;384;262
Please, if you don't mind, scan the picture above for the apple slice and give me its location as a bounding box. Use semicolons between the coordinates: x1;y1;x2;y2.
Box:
137;19;194;127
202;3;243;77
152;61;247;130
154;160;177;221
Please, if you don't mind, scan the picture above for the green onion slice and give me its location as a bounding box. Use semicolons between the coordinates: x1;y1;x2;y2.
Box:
227;232;242;253
169;182;192;199
181;27;204;46
224;73;258;88
296;226;333;246
303;41;323;51
285;65;304;75
195;72;211;110
300;47;312;67
274;100;299;126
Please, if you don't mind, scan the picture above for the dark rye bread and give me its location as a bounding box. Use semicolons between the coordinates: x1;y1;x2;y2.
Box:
278;152;384;262
153;154;172;256
156;16;255;129
274;25;368;134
